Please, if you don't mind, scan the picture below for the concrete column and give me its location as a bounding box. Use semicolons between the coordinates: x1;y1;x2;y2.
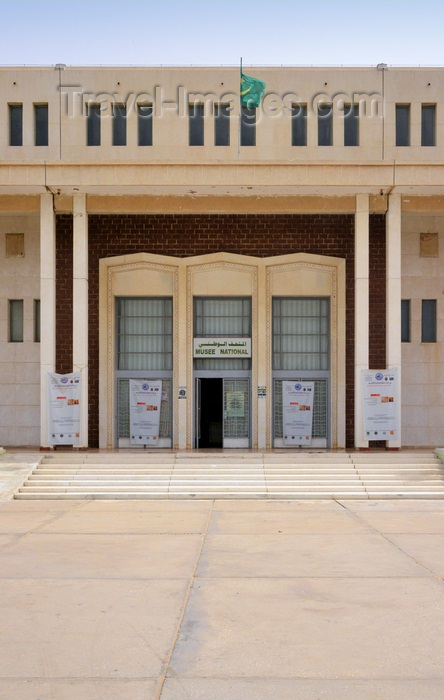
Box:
386;193;402;448
257;263;267;449
40;193;56;448
177;264;187;449
354;194;369;448
73;194;89;447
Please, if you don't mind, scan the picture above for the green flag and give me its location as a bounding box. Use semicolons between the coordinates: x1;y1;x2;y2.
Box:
240;73;266;108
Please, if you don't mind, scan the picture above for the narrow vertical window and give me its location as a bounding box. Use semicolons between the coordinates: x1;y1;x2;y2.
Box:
116;298;173;370
9;300;24;342
272;297;330;371
138;103;153;146
214;103;230;146
422;299;437;342
34;299;40;343
34;104;48;146
421;104;436;146
189;103;204;146
318;103;332;146
401;300;411;342
396;104;410;146
87;103;101;146
344;103;359;146
113;103;126;146
9;104;23;146
240;105;256;146
291;103;307;146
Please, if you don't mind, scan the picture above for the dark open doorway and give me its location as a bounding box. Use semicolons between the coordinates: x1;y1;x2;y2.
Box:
198;378;223;448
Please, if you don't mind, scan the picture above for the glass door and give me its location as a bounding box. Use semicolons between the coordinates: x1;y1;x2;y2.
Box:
115;297;173;448
272;297;330;448
223;378;250;448
194;377;202;448
194;377;250;448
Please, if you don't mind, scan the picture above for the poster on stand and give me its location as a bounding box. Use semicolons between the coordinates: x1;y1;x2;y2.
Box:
361;369;399;440
129;380;162;445
47;372;81;445
282;381;315;445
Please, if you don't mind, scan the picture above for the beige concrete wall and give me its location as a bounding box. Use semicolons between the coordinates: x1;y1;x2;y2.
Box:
401;213;444;446
0;65;442;165
0;68;61;162
0;214;40;445
384;69;444;162
1;65;444;448
1;206;443;449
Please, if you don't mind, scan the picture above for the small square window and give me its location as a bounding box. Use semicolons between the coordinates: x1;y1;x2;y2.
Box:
420;232;438;258
5;233;24;257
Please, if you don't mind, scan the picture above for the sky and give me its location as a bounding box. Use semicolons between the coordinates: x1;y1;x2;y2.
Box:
0;0;443;67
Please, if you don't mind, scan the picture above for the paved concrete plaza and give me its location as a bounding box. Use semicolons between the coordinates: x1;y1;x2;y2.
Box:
0;469;444;699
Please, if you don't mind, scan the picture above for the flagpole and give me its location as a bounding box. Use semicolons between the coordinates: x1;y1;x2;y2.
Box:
238;57;242;160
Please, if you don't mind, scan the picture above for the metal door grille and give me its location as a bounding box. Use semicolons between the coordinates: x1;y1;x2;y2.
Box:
117;379;172;439
274;378;327;439
223;378;250;439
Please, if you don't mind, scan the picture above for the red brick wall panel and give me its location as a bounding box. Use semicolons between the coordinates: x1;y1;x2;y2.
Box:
56;213;386;448
56;216;73;374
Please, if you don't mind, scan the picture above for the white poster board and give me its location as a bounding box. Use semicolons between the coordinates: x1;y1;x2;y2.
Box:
129;380;162;446
47;372;81;445
282;381;315;445
361;369;399;440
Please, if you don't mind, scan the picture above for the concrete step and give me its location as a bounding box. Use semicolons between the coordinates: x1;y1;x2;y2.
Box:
17;483;444;492
13;492;357;500
14;451;444;500
20;474;444;482
27;471;444;482
16;491;444;500
29;471;355;478
23;464;444;473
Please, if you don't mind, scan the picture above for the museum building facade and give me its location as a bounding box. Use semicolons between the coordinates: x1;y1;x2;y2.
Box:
0;64;443;450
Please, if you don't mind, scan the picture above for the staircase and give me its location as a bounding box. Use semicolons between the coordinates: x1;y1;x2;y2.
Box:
14;450;444;499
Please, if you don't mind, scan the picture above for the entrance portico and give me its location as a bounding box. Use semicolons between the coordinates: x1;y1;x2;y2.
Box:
96;249;346;450
0;65;443;450
38;193;403;451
